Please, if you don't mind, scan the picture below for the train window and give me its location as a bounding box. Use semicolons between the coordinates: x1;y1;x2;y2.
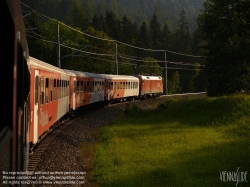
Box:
81;81;83;92
89;81;92;92
77;81;79;93
45;78;49;103
74;80;76;93
89;81;91;92
110;82;113;90
67;80;69;94
123;82;125;89
86;81;89;92
50;78;53;102
57;79;59;99
35;76;38;104
84;81;86;93
61;80;63;97
128;82;130;89
40;77;44;105
53;79;56;100
92;81;94;92
63;80;65;96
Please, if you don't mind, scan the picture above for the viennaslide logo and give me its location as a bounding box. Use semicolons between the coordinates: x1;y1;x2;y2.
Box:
219;167;248;186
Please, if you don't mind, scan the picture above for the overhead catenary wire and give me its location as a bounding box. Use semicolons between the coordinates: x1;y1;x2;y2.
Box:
21;1;205;59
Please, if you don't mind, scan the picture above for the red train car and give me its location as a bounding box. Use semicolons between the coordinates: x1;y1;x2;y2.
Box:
100;74;139;104
136;75;163;98
29;57;69;147
63;69;105;111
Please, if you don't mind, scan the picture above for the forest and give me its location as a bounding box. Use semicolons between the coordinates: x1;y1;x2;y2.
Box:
21;0;250;96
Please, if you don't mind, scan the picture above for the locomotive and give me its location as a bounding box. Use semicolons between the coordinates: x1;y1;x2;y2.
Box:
0;0;163;182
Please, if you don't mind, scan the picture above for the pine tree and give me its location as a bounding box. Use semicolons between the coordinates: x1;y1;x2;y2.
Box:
197;0;250;96
149;13;162;49
67;0;89;31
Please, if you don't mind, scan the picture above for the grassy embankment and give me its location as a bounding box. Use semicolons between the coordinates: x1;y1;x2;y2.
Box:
87;94;250;187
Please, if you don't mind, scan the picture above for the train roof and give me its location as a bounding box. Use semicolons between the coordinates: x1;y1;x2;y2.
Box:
29;57;67;75
135;75;162;80
99;74;139;81
63;69;105;79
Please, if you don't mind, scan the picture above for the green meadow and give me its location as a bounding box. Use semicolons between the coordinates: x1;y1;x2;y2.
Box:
89;94;250;187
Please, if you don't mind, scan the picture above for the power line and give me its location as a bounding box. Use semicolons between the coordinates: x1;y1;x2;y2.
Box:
21;1;205;59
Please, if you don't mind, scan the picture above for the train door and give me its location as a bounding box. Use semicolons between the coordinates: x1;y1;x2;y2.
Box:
33;70;39;143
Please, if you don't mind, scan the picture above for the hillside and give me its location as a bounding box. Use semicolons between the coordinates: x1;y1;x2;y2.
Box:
22;0;205;33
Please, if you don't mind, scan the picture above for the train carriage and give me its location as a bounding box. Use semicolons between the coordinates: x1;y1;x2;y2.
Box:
100;74;139;104
29;57;69;146
63;69;105;111
0;0;31;175
136;75;163;98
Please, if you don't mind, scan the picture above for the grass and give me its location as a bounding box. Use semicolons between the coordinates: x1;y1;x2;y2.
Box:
87;94;250;187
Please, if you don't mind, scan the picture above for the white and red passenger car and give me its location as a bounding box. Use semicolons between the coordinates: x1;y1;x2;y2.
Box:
29;57;69;145
100;74;139;104
63;69;105;111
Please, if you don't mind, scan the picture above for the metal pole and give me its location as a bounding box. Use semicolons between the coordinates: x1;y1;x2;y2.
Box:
165;51;168;95
115;42;118;75
57;21;61;68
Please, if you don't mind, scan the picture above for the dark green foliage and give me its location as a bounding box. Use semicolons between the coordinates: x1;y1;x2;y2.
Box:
197;0;250;96
22;0;207;92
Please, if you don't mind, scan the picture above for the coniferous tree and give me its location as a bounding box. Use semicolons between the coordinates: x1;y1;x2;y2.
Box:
172;7;192;61
149;13;162;49
105;11;120;39
137;21;150;57
161;22;172;50
67;0;89;31
198;0;250;96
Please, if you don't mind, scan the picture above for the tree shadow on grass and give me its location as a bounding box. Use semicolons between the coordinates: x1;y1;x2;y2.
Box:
96;138;250;187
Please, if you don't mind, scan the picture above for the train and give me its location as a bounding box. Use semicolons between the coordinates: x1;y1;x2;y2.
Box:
0;0;163;184
29;57;163;148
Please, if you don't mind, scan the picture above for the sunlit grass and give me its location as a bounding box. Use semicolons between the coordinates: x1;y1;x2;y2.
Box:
89;94;250;187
